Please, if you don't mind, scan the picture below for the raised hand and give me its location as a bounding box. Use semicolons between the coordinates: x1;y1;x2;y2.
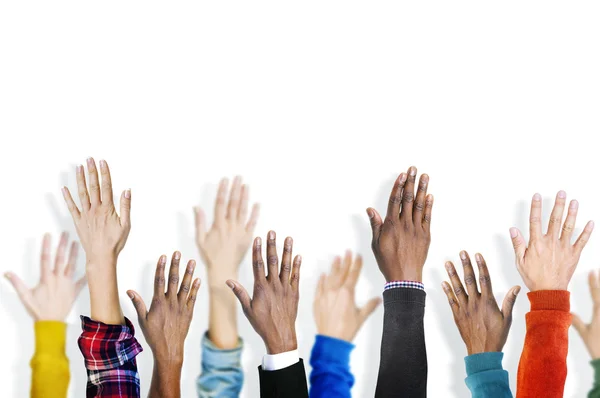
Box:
572;270;600;359
228;231;301;354
314;251;381;342
442;251;520;355
5;232;86;321
510;191;594;291
367;165;433;282
194;176;259;288
127;252;201;398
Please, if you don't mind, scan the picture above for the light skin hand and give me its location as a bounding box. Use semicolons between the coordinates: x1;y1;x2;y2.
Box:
313;251;381;342
571;270;600;359
128;252;201;398
228;231;302;355
510;191;594;291
194;176;259;349
367;166;433;283
442;251;521;355
62;157;131;325
5;232;87;321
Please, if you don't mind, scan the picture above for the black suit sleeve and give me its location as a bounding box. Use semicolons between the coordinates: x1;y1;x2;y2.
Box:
375;288;427;398
258;359;309;398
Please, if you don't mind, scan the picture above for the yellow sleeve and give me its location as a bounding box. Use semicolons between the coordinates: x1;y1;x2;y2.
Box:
30;321;70;398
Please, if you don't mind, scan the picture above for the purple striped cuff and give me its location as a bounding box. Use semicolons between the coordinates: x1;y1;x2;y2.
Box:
384;280;425;291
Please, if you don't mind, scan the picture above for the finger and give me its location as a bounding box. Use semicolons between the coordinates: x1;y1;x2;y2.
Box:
290;255;302;290
40;233;52;282
238;184;249;222
547;190;567;237
445;261;468;306
345;254;363;289
279;237;294;283
501;286;521;320
61;187;80;219
154;255;167;298
226;176;242;220
86;157;101;206
266;230;279;281
120;189;132;228
98;159;114;207
338;250;353;287
386;173;407;220
178;260;196;302
245;203;260;233
327;256;342;289
441;281;460;315
127;290;148;323
214;178;229;225
589;270;600;306
227;279;251;313
53;232;69;274
460;251;479;297
571;312;587;337
193;207;207;245
64;241;79;277
509;227;527;262
4;272;34;315
366;208;383;242
75;275;87;296
315;273;326;298
252;237;266;281
359;297;382;322
529;193;542;240
400;166;417;223
474;253;493;296
560;200;579;243
413;174;429;225
574;220;595;253
422;194;434;230
187;278;201;309
75;164;90;211
166;251;181;298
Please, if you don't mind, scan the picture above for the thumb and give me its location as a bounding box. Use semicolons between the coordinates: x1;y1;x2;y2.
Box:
359;296;382;323
366;208;383;241
120;189;132;228
226;280;251;313
501;285;521;320
4;272;35;316
571;312;587;337
509;228;526;261
127;290;147;322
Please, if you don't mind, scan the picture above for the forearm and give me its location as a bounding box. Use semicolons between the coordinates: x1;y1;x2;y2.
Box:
87;259;124;325
516;290;570;398
465;352;513;398
375;288;427;398
207;285;238;349
149;359;183;398
31;321;70;398
309;335;354;398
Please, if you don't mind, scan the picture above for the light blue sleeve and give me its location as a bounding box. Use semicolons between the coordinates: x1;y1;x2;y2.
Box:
464;352;513;398
309;335;354;398
196;332;244;398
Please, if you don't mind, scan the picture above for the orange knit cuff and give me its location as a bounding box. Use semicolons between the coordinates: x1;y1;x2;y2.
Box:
527;290;570;312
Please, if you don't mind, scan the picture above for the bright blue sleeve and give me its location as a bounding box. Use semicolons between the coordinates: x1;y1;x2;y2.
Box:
196;332;244;398
464;352;513;398
309;334;354;398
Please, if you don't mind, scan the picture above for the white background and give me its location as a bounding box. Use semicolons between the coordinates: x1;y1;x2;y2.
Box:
1;2;599;397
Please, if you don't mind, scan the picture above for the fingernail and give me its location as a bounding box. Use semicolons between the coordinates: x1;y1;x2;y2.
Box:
570;200;579;209
124;189;131;199
4;272;11;279
256;237;262;247
77;165;83;173
445;262;452;270
409;167;417;176
533;193;541;201
268;230;275;240
160;255;167;265
99;159;107;169
589;221;595;230
366;208;374;218
297;255;302;262
514;286;521;295
86;157;93;166
174;251;181;260
509;227;518;238
226;280;235;289
399;173;407;183
558;190;566;199
127;291;134;299
460;251;467;260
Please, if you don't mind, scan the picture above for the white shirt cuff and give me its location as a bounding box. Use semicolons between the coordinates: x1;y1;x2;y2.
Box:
261;349;299;371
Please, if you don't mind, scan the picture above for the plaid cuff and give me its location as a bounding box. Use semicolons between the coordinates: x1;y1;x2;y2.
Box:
384;280;425;291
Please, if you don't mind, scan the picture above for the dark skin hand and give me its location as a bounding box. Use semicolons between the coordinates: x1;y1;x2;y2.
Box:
442;251;520;355
128;252;201;398
228;230;302;355
367;165;433;282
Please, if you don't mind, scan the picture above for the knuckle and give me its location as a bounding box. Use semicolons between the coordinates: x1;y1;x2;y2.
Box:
549;216;561;225
479;275;491;286
414;201;425;212
453;286;464;296
530;216;541;224
169;275;179;285
267;255;278;265
253;259;264;269
389;195;402;205
181;284;190;293
464;275;475;286
423;215;431;223
562;224;574;232
282;263;292;273
283;245;292;253
155;275;165;285
402;192;414;203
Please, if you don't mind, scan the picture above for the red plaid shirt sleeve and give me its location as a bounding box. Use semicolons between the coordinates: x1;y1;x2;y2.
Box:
78;315;144;398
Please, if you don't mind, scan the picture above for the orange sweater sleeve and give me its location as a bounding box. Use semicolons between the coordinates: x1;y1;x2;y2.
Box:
516;290;571;398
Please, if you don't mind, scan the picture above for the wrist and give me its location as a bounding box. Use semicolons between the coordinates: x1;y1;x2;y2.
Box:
206;270;239;289
387;269;423;283
86;255;118;271
265;334;298;355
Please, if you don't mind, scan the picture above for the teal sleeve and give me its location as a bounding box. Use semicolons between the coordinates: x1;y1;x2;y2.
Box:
464;352;513;398
196;332;244;398
589;359;600;398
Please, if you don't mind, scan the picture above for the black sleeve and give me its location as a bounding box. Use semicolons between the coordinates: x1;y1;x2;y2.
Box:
375;288;427;398
258;358;309;398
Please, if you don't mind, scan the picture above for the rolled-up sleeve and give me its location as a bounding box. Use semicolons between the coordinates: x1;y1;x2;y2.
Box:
196;332;244;398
